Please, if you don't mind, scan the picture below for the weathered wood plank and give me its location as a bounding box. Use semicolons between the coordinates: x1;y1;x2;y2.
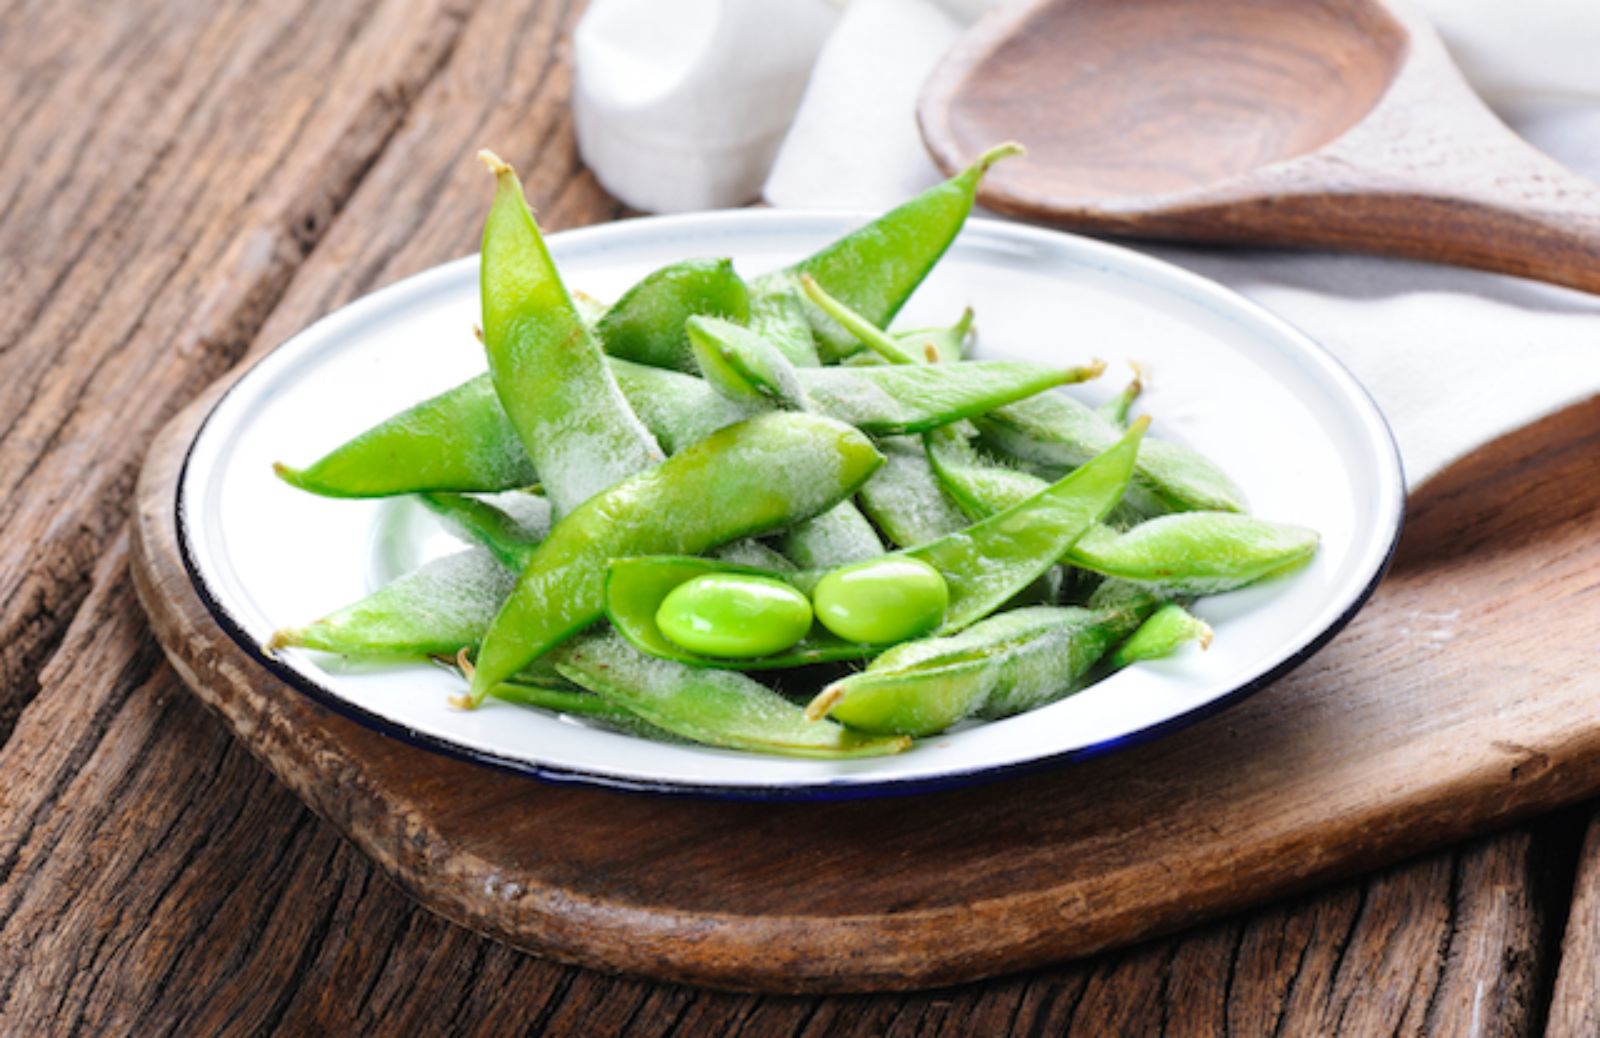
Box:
0;0;476;744
0;598;1565;1036
1548;810;1600;1038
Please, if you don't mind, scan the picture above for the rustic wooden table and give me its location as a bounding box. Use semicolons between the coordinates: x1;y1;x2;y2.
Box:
3;1;1598;1033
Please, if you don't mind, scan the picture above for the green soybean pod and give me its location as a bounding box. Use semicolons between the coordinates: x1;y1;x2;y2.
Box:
809;588;1159;736
977;390;1247;515
597;258;751;373
1068;514;1320;594
466;412;883;705
656;573;814;659
900;417;1147;633
273;375;537;498
1112;603;1213;666
478;151;664;516
856;437;971;549
766;142;1023;362
894;307;974;364
555;632;909;758
268;549;513;658
811;557;949;645
605;556;876;670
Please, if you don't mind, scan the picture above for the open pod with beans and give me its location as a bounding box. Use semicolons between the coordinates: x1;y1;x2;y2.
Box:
268;145;1319;757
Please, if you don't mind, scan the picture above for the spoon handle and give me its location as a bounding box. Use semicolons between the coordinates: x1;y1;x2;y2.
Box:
1326;151;1600;296
1262;58;1600;297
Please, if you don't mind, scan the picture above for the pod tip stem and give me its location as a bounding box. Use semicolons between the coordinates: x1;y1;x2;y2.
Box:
1197;620;1215;650
477;148;514;177
272;461;309;490
1069;358;1107;383
974;142;1026;174
264;628;296;652
805;683;845;722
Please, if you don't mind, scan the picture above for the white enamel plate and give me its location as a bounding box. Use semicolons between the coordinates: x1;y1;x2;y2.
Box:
180;212;1403;798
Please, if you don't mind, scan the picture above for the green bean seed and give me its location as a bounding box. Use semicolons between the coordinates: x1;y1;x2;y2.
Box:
605;556;875;670
811;557;950;645
656;574;814;659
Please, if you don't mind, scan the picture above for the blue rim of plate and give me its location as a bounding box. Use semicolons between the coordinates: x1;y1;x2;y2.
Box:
174;212;1406;802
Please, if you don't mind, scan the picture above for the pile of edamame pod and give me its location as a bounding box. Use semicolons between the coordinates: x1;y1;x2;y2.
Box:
268;144;1319;759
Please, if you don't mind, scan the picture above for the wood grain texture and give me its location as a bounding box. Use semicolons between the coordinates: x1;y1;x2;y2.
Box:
919;0;1600;295
130;367;1600;993
2;0;1598;1028
0;0;476;747
1548;810;1600;1037
0;582;1573;1032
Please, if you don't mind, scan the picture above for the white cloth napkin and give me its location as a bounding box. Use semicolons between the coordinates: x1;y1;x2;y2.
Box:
572;0;839;213
573;0;1600;487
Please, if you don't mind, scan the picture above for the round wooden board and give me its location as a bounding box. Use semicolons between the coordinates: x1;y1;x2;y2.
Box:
132;379;1600;994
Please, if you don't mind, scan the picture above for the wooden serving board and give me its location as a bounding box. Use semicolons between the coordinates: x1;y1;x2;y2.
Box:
132;378;1600;995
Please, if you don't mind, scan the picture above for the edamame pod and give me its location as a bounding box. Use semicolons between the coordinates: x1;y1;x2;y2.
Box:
926;431;1316;593
978;391;1246;515
790;356;1103;436
610;359;759;452
747;280;823;367
268;549;513;658
803;270;1243;518
682;314;887;568
895;307;974;364
923;427;1048;522
809;589;1158;736
479;151;664;515
839;309;976;368
418;490;550;571
888;417;1147;634
555;632;908;758
1068;514;1319;594
466;412;884;704
596;258;750;372
274;376;535;498
274;556;901;757
761;143;1023;361
928;428;1312;591
1112;603;1213;666
278;347;1084;499
605;556;876;670
489;682;640;722
799;275;925;367
856;437;970;548
688;314;1091;435
777;502;885;569
279;248;758;497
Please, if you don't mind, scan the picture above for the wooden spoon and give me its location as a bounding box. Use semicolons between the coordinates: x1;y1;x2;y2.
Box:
919;0;1600;294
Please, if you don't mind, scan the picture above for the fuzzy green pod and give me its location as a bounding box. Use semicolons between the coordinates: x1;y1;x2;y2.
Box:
466;412;884;703
477;151;664;516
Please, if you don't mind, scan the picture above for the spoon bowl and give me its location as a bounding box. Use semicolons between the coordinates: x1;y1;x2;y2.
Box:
920;0;1600;294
